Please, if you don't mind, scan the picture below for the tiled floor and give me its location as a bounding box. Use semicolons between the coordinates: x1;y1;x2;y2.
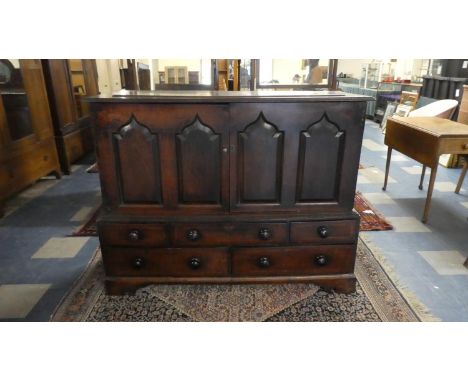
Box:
0;120;467;321
0;159;100;321
359;120;468;321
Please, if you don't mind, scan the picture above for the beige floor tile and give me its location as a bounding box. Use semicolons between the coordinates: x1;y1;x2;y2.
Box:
32;237;89;259
401;165;423;175
70;206;94;222
3;179;58;218
357;174;371;184
362;139;387;152
0;284;51;319
388;217;432;232
418;251;468;275
360;168;396;184
433;182;457;192
362;192;396;204
381;154;410;162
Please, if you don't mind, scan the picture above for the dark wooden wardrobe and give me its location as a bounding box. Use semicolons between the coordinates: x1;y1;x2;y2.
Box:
42;59;99;174
0;59;61;216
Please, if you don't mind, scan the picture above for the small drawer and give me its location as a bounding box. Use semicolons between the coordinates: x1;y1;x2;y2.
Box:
99;223;168;247
102;247;229;277
290;220;358;245
172;222;288;247
439;138;468;155
232;245;355;277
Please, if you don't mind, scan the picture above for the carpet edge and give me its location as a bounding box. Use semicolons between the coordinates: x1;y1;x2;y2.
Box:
359;233;440;322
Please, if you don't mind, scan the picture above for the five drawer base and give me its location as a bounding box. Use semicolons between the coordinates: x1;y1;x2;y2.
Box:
99;217;360;295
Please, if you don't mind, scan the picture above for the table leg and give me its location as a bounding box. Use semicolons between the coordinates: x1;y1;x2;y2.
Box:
382;147;392;191
455;160;467;194
419;165;426;190
422;166;438;223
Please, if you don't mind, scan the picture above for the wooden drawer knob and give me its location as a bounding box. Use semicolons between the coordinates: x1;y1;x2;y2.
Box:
186;229;201;241
132;257;144;269
463;143;468;150
257;257;271;268
188;257;201;269
258;228;272;240
314;255;329;266
128;229;142;241
317;226;329;239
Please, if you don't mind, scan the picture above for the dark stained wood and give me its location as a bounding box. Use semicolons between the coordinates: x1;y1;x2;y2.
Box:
102;247;230;277
237;112;284;203
176;116;221;204
296;113;345;202
99;222;168;247
290;219;359;245
113;116;162;204
231;245;356;277
171;222;288;247
88;90;370;294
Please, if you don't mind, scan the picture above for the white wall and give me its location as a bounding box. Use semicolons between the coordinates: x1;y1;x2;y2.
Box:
336;59;372;79
96;59;122;93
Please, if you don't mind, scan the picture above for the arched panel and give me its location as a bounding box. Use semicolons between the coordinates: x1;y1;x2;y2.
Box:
176;116;221;204
296;113;345;202
238;112;284;203
113;116;162;203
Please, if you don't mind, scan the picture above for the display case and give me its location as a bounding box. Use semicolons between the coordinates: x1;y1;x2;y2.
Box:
0;59;61;216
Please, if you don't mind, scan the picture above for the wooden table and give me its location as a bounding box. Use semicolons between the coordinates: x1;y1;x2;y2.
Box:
383;116;468;223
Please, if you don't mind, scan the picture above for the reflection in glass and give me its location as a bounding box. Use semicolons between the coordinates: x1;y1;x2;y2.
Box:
0;59;34;141
68;59;88;116
259;59;330;86
239;59;252;90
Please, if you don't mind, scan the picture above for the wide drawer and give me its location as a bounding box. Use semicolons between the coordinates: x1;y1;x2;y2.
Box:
290;220;359;245
99;223;169;247
102;247;229;277
172;222;288;247
231;245;355;277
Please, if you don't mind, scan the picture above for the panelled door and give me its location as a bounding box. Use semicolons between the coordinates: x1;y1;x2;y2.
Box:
99;103;230;214
229;102;365;213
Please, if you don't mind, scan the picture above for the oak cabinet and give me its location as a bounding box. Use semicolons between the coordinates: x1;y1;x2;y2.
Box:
0;59;61;216
42;59;99;174
88;90;370;295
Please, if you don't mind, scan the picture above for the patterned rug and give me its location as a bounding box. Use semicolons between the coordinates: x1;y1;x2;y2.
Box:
71;193;392;237
51;237;419;322
354;191;393;231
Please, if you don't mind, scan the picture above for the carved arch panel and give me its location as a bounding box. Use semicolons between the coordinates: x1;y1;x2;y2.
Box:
113;116;162;204
296;113;345;202
238;112;284;203
176;116;222;204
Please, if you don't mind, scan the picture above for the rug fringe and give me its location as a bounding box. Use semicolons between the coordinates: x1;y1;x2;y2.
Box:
360;233;441;322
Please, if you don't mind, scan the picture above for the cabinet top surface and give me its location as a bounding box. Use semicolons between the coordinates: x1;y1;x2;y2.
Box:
86;90;373;103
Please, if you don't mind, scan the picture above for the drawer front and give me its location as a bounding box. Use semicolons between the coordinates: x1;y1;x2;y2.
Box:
172;222;288;247
438;138;468;155
102;247;229;277
232;245;355;277
290;220;358;245
99;223;168;247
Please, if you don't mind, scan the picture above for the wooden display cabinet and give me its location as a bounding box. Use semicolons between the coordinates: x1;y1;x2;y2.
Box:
0;59;61;216
42;59;99;174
